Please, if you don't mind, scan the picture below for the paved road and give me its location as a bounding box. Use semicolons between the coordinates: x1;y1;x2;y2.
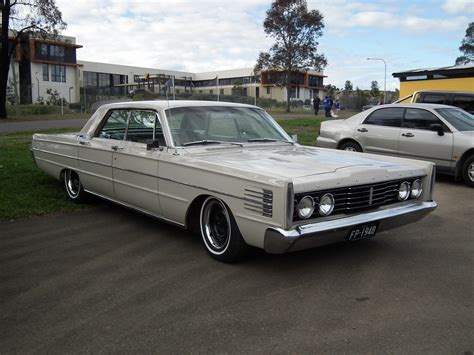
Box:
0;178;473;353
0;118;88;133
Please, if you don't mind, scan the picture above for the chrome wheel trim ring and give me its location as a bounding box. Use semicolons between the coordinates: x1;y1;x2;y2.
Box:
65;170;81;198
469;162;474;182
200;197;231;255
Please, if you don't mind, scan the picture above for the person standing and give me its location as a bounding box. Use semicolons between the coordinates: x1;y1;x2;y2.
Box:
323;96;331;117
313;96;321;116
334;99;340;117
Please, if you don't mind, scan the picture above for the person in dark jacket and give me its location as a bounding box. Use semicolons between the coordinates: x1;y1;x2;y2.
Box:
313;96;321;116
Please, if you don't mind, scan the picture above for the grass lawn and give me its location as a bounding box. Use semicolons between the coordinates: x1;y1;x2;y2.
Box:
0;129;87;220
3;112;84;122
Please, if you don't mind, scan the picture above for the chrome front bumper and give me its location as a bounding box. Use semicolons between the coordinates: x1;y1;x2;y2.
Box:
264;200;437;254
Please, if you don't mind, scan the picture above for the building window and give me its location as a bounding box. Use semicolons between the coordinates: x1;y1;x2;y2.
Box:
84;71;97;87
210;90;214;95
51;65;66;82
40;44;48;56
220;88;224;95
42;64;49;81
50;45;65;58
266;87;271;95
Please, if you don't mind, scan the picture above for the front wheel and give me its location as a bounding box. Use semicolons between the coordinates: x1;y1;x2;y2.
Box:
339;141;362;152
200;197;249;263
64;169;87;202
461;155;474;187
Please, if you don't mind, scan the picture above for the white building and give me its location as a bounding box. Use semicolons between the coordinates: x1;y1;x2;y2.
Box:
8;34;326;105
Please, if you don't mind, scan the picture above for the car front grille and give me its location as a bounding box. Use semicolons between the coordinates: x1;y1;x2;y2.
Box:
294;178;420;221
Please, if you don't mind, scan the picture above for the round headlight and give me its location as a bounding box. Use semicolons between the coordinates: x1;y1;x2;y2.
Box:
410;179;422;198
398;181;410;201
319;193;335;216
297;196;315;219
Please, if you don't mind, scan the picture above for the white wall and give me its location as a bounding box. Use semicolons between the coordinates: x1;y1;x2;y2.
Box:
30;63;79;103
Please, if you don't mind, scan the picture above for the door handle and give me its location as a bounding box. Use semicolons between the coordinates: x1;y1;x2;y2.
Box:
111;145;124;151
402;133;414;138
357;128;368;132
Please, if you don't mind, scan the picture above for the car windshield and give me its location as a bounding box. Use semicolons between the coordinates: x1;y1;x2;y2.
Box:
165;106;292;147
435;108;474;131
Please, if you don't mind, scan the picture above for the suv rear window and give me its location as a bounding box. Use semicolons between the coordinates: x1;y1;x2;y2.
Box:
420;94;446;104
453;95;474;114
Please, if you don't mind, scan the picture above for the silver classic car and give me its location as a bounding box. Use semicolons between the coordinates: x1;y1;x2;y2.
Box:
32;101;437;262
316;103;474;187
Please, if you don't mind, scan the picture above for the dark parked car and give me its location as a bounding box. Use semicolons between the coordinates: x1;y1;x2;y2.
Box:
396;90;474;114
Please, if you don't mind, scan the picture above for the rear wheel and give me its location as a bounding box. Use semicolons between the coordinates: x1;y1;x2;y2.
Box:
64;169;87;202
339;141;362;152
461;155;474;187
200;197;248;263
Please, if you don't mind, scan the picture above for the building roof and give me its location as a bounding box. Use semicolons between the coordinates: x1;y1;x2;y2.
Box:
392;64;474;78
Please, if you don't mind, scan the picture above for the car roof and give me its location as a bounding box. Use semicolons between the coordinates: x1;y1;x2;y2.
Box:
413;90;474;95
375;103;461;110
97;100;258;111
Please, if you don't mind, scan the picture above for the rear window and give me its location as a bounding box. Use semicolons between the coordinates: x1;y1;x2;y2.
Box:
453;95;474;114
419;94;446;104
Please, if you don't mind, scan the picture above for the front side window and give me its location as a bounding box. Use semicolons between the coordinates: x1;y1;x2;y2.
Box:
364;108;404;127
126;111;158;143
403;109;441;130
435;108;474;131
166;106;291;146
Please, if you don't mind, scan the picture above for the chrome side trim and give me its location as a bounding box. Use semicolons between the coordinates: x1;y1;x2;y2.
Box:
113;179;159;195
264;200;437;254
32;148;76;160
84;189;185;228
33;138;79;147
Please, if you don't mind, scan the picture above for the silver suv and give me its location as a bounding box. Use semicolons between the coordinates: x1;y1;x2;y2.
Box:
316;103;474;187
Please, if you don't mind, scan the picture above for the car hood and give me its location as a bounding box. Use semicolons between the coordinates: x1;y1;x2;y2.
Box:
187;144;408;179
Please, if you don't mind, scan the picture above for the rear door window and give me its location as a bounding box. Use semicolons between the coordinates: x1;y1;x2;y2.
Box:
364;108;404;127
98;110;129;140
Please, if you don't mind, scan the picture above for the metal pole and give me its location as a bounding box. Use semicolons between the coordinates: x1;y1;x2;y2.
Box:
172;76;175;100
35;76;40;100
254;71;257;106
216;76;219;101
367;57;387;104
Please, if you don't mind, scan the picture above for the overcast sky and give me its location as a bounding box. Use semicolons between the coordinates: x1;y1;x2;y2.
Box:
56;0;473;90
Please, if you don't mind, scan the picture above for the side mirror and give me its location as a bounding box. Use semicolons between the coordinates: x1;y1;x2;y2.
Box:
429;124;444;136
146;139;160;150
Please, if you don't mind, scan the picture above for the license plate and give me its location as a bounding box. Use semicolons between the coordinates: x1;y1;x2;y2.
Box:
346;223;378;242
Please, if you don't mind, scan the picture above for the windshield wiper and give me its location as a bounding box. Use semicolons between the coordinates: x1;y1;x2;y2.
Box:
182;140;243;147
248;138;293;144
182;140;223;147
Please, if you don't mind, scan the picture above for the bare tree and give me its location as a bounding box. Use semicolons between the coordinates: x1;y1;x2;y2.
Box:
0;0;66;118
